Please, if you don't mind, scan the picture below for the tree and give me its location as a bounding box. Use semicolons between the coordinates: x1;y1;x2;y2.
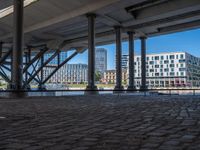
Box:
95;71;102;82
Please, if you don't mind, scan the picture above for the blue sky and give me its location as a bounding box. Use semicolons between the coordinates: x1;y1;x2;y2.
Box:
68;28;200;70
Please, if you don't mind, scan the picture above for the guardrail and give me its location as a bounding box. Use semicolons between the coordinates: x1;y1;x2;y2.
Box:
1;88;200;97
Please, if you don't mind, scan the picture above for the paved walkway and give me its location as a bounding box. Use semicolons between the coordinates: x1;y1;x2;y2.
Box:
0;95;200;150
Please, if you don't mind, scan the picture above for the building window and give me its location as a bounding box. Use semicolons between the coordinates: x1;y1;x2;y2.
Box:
170;55;175;59
164;60;169;64
179;68;186;71
155;56;159;60
181;72;184;76
161;56;164;60
179;59;185;63
155;73;159;76
149;61;154;65
164;68;169;72
170;64;175;67
150;69;154;72
180;54;184;59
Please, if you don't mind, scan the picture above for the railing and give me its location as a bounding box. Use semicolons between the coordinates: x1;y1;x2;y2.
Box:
1;88;200;97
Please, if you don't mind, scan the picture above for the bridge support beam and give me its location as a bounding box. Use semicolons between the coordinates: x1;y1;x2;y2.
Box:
114;26;124;92
38;52;45;90
11;0;24;93
0;42;2;58
85;14;98;94
140;37;147;91
127;31;136;91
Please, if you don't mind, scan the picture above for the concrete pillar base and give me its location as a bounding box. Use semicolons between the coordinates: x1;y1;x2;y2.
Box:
127;86;136;92
8;91;28;98
85;85;99;95
38;85;46;90
140;86;148;91
113;86;124;93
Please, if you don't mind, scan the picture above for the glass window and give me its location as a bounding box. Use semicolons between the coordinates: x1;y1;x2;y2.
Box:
180;54;184;59
179;59;185;63
170;64;175;68
160;56;164;60
155;73;159;76
155;56;159;60
170;55;175;59
179;68;186;71
164;60;169;64
150;69;154;72
164;68;169;72
150;61;154;65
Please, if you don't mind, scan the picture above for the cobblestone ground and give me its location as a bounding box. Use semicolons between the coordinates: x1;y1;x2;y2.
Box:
0;95;200;150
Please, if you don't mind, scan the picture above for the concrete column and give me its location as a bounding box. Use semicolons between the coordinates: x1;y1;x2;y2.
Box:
114;26;124;91
86;14;98;92
127;31;136;91
11;0;24;91
140;37;147;91
0;42;3;58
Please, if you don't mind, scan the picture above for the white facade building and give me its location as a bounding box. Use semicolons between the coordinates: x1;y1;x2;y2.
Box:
43;64;88;84
127;52;200;88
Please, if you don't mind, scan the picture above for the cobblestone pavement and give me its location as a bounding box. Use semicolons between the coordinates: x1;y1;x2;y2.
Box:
0;95;200;150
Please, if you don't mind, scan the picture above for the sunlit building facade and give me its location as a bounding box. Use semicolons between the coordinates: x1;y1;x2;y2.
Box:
95;48;107;73
43;64;88;84
131;52;200;88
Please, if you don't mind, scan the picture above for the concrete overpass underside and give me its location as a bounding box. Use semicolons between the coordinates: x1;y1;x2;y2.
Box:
0;0;200;94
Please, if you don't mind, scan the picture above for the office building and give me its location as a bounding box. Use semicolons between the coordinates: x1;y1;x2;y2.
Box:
95;48;107;73
43;64;88;84
131;52;200;87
